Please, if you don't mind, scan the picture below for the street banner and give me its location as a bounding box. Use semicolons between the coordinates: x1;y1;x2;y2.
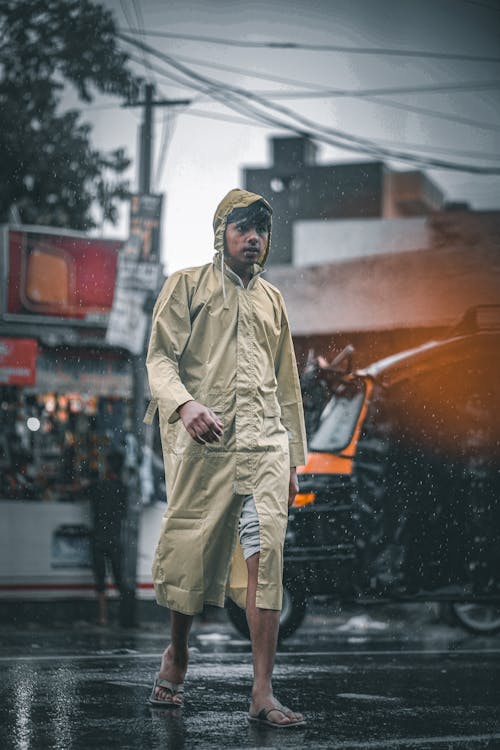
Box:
106;194;163;353
105;288;148;356
0;337;38;385
115;258;159;292
123;193;163;264
117;193;163;292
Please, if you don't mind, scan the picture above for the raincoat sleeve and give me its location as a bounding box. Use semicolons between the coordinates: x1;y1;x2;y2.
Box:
275;298;308;467
145;272;194;424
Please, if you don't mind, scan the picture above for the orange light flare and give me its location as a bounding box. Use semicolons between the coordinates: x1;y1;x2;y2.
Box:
293;491;316;508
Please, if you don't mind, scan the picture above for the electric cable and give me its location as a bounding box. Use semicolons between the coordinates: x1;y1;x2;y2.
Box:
172;52;335;93
130;0;155;84
362;96;500;134
118;0;135;34
119;35;500;174
124;46;500;135
153;109;171;190
251;80;500;99
161;51;500;100
126;42;500;173
179;107;500;161
117;27;500;63
459;0;500;11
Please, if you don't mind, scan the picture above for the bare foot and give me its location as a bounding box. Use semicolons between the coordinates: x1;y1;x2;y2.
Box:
154;645;188;705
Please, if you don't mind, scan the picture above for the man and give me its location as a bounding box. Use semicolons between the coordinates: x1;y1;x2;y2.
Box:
86;449;127;626
144;188;307;727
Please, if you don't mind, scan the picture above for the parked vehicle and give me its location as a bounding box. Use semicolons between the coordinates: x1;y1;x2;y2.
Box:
227;306;500;639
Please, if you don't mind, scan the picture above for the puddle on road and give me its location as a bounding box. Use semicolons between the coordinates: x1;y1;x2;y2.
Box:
337;693;402;703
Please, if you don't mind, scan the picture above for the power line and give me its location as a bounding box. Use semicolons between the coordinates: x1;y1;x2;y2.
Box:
126;51;204;100
182;107;500;160
130;0;145;32
161;51;500;100
250;80;500;99
120;0;155;84
86;94;500;161
118;0;135;33
154;109;173;189
361;137;500;161
183;107;273;129
117;27;500;63
122;34;500;173
459;0;500;11
124;45;500;135
119;34;500;175
123;42;500;111
363;96;500;134
221;89;500;172
172;52;334;93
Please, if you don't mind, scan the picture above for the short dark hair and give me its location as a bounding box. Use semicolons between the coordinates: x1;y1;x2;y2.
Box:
226;200;271;232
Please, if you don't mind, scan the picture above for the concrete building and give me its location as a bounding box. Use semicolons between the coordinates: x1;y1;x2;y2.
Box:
243;136;444;265
243;136;498;367
265;209;500;368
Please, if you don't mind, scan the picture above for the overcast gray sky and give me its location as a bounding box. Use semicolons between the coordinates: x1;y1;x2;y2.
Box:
83;0;500;273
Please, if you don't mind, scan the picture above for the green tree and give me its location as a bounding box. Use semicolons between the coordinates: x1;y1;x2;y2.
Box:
0;0;141;229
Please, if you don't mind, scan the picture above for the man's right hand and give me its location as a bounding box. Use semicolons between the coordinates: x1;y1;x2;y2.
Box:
178;400;224;445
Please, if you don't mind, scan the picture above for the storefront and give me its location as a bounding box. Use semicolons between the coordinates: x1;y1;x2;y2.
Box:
1;345;133;502
0;224;164;600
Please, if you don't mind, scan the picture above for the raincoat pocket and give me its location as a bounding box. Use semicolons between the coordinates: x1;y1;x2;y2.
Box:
153;512;204;591
172;391;231;455
263;397;281;418
204;390;232;450
202;388;229;412
262;396;285;442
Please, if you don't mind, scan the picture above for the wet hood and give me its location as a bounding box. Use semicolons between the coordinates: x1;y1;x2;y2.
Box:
213;188;272;267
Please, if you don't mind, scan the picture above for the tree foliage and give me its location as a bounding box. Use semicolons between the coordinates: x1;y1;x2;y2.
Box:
0;0;142;229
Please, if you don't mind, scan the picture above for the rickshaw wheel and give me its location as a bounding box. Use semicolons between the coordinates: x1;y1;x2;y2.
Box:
226;582;307;641
449;602;500;634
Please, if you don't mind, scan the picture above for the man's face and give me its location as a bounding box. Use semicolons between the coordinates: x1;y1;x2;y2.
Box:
224;216;269;272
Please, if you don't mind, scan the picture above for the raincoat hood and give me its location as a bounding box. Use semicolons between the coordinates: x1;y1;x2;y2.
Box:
213;188;273;267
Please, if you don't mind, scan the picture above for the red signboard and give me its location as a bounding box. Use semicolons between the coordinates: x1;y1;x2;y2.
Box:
0;338;38;385
4;228;123;322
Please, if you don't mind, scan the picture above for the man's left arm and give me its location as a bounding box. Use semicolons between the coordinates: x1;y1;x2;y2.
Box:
275;299;308;477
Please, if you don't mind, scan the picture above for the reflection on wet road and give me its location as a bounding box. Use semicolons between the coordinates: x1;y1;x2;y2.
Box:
1;605;499;749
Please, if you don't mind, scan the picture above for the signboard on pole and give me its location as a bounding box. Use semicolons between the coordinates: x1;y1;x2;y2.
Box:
123;193;163;264
106;194;163;354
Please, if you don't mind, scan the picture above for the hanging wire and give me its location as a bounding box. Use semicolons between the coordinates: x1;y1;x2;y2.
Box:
119;34;500;175
117;27;500;63
124;49;500;136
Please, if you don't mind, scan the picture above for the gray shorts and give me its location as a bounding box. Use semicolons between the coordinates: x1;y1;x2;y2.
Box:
238;494;260;560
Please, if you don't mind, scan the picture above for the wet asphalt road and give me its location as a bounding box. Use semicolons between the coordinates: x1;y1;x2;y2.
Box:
1;604;499;750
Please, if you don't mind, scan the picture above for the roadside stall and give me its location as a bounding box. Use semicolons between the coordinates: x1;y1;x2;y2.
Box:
0;224;164;602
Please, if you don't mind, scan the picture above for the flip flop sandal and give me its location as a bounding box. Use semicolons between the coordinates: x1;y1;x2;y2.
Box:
248;705;306;728
149;673;185;707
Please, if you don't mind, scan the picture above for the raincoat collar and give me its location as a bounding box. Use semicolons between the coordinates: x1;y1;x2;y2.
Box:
213;251;265;290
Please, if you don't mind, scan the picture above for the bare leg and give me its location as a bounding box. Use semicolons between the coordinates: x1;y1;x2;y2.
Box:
97;592;108;626
246;553;304;725
155;610;194;704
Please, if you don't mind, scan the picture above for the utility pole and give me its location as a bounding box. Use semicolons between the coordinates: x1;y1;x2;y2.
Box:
120;84;191;627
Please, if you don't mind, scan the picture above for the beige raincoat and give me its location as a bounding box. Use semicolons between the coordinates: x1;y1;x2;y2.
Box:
145;188;307;614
